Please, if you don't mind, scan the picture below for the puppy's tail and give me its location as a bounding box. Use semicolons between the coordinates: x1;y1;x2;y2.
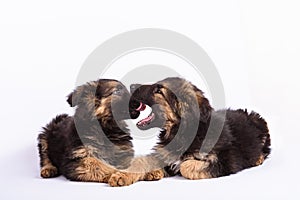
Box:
38;114;69;178
40;114;69;136
248;110;271;159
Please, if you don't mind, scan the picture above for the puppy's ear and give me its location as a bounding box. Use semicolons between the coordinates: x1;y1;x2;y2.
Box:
66;85;86;107
198;95;212;123
173;80;212;122
191;85;212;122
159;77;212;122
67;91;75;107
130;84;142;94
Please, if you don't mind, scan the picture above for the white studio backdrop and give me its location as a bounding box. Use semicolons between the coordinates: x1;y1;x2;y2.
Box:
0;0;299;200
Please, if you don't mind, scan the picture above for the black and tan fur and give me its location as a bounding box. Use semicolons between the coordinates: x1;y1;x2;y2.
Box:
108;77;271;186
38;79;136;182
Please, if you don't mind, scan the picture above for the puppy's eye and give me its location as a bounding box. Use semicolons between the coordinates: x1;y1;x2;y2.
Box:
113;85;123;95
154;85;163;95
112;90;121;95
154;89;163;94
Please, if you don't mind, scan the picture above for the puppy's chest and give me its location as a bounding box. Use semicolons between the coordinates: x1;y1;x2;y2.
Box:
129;124;162;156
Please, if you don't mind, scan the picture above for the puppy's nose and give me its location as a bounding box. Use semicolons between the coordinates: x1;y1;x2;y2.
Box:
130;84;142;94
130;99;141;110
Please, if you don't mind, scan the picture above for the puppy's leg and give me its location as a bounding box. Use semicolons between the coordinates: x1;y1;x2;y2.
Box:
65;157;117;183
108;171;143;187
38;114;70;178
38;134;58;178
144;169;165;181
108;156;164;187
180;160;213;180
180;154;218;180
108;169;165;187
62;147;118;182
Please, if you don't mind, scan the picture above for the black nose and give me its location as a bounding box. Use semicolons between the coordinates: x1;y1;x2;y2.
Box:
130;84;142;94
129;99;141;119
130;99;141;110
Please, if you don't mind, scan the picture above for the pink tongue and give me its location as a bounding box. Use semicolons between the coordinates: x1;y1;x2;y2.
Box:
136;102;146;111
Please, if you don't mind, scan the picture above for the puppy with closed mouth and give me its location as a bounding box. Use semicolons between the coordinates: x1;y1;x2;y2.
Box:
108;77;271;186
38;79;137;182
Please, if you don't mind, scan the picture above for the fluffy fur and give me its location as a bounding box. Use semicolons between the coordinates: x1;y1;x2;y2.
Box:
38;79;135;182
108;77;271;186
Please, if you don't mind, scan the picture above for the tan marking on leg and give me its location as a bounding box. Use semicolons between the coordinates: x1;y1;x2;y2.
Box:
108;172;143;187
180;160;212;180
108;156;165;187
71;148;89;159
144;169;164;181
41;164;58;178
39;138;51;166
193;153;218;162
74;157;116;183
70;145;99;159
38;137;59;178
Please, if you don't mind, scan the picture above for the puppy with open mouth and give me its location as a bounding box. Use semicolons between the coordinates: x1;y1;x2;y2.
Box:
108;77;271;186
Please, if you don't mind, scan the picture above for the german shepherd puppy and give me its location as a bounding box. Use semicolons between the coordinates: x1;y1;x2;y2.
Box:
108;77;270;186
38;79;136;182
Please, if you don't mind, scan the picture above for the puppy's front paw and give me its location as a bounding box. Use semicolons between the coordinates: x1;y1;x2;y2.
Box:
144;169;164;181
41;165;58;178
108;172;134;187
180;160;211;180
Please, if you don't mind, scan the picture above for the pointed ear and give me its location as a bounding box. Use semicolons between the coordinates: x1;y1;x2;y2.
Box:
66;81;98;107
66;86;85;107
164;90;180;115
130;84;142;94
66;91;75;107
198;95;212;123
192;85;212;123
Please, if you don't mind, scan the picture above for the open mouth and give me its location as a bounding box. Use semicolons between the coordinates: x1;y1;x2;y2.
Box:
135;102;146;111
135;102;155;128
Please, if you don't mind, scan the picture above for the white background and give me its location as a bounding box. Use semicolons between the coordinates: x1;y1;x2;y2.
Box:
0;0;299;199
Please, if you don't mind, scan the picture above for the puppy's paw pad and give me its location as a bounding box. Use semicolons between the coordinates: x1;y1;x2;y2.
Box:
145;169;164;181
41;165;58;178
